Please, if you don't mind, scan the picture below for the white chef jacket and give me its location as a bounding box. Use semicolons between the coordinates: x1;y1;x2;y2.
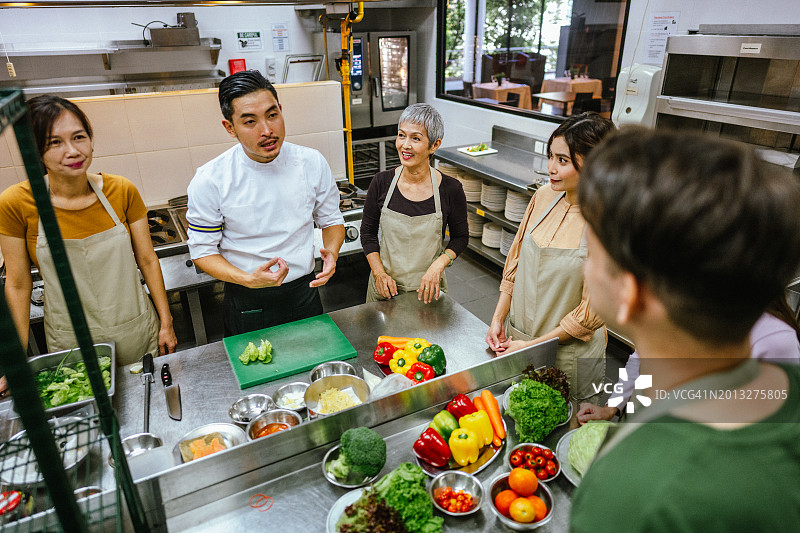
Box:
187;142;344;283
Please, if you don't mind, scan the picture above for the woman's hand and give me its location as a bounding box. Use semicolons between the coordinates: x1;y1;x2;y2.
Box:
576;403;618;425
375;271;398;299
159;324;178;355
417;261;445;304
486;319;508;352
499;338;531;355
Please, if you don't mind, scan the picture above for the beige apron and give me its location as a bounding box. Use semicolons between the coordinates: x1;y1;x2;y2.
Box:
366;165;448;302
37;176;160;366
507;191;606;401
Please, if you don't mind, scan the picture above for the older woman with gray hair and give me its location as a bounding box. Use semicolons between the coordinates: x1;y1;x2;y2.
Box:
360;103;468;303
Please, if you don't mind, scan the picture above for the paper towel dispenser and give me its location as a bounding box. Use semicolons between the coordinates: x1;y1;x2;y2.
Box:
612;64;662;127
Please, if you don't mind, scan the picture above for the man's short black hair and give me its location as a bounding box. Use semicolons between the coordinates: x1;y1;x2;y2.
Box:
218;70;279;121
579;128;800;344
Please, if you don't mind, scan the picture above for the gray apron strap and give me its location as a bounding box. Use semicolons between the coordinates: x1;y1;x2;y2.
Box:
597;359;762;458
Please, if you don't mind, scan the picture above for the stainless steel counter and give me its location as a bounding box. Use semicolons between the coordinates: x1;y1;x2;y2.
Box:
112;293;573;532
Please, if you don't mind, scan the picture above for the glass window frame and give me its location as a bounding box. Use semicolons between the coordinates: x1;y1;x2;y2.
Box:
435;0;633;123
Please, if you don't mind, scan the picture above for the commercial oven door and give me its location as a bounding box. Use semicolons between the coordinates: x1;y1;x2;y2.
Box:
368;31;417;128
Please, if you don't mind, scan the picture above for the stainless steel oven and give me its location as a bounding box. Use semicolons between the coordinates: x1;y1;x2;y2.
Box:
315;31;417;130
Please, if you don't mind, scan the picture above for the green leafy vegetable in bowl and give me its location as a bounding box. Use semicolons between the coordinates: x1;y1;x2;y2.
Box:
506;379;569;443
238;339;272;365
336;462;443;533
523;365;570;401
567;420;613;476
35;356;112;409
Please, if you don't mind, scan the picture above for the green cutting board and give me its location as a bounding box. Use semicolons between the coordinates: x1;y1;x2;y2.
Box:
223;314;357;389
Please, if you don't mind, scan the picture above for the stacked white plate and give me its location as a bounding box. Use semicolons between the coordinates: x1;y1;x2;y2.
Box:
500;228;516;256
467;211;486;237
481;222;502;249
504;190;529;223
460;173;483;202
481;182;507;212
437;162;462;180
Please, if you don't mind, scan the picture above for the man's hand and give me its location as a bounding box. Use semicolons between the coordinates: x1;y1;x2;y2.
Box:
576;403;619;425
374;271;398;299
310;248;337;288
248;257;289;288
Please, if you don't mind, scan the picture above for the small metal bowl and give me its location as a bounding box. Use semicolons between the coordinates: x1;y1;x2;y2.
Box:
322;444;382;488
488;472;554;530
304;375;370;419
173;423;247;464
246;409;303;441
309;361;357;383
229;394;275;425
272;382;309;412
508;443;561;482
108;432;163;468
429;471;483;517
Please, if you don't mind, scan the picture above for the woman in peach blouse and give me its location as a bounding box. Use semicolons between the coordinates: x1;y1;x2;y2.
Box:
485;112;614;401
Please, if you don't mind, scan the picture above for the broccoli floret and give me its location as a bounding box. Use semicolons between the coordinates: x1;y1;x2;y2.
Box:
327;427;386;480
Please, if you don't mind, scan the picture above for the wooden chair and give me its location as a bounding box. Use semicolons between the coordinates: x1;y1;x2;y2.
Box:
500;92;520;107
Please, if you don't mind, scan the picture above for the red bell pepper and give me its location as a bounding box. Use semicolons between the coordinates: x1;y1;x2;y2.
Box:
412;427;451;467
372;342;397;365
406;362;435;384
446;393;478;419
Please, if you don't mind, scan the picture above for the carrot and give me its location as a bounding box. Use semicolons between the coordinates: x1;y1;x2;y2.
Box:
481;390;506;441
474;396;502;447
377;336;414;348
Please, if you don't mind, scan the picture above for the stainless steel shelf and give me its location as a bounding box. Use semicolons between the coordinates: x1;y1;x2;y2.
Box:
466;201;519;233
467;237;506;268
656;95;800;134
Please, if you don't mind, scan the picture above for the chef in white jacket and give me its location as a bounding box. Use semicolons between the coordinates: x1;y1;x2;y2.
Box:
187;70;344;336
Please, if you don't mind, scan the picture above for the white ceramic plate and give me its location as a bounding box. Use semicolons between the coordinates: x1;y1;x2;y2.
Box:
555;428;581;487
458;146;498;156
503;382;573;426
326;488;365;533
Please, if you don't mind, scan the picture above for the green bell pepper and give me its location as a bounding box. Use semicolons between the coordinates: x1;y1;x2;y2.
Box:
429;410;459;441
418;344;446;376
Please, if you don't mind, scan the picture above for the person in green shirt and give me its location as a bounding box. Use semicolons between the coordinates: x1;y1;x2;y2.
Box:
569;128;800;533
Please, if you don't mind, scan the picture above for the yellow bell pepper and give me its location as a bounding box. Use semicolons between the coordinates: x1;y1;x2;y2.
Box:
449;428;480;466
389;349;417;374
404;338;430;356
458;410;494;447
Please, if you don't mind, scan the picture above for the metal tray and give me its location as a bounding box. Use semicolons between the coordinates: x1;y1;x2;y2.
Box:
19;342;116;418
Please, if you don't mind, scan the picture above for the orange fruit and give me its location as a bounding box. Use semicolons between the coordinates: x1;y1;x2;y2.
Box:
494;489;518;517
508;467;538;497
508;497;536;523
527;495;548;522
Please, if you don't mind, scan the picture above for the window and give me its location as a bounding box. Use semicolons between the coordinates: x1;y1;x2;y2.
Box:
438;0;631;120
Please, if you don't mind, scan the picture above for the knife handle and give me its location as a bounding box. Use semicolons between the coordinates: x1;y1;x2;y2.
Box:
142;353;154;378
161;364;172;387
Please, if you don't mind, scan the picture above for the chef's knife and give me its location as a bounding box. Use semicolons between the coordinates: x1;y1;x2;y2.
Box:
161;363;182;421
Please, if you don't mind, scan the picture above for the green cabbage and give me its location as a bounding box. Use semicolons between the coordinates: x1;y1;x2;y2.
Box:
238;339;272;365
568;420;613;476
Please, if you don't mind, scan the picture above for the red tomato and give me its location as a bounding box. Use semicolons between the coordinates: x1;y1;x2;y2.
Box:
523;452;534;463
531;447;542;456
525;457;537;469
534;456;546;467
510;453;524;467
546;463;558;476
536;468;548;480
542;449;554;460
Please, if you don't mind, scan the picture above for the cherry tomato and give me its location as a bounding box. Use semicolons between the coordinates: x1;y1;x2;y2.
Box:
510;453;524;467
546;463;558;477
531;447;542;456
542;449;554;460
536;468;548;480
525;457;537;469
534;456;546;467
523;452;534;463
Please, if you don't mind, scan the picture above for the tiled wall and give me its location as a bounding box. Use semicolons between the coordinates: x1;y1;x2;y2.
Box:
0;81;346;206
